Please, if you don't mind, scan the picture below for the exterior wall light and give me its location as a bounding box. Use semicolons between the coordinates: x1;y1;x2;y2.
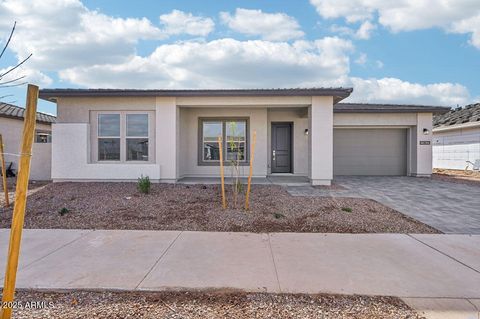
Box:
304;129;309;135
423;128;430;135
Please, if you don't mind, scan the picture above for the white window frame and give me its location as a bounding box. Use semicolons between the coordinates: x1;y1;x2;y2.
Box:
91;110;155;164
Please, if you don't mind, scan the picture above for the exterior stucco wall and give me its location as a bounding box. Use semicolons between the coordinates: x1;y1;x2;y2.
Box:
51;96;437;183
433;126;480;170
52;123;160;181
56;96;156;123
309;96;334;185
333;113;417;126
0;117;52;180
267;109;308;175
178;107;268;178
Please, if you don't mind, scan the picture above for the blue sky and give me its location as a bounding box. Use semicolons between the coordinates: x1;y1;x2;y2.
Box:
1;0;479;115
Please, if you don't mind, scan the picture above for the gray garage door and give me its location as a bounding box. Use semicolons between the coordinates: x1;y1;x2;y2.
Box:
333;128;407;176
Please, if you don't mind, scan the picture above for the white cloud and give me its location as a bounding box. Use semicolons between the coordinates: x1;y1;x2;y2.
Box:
0;66;52;87
355;21;376;39
330;21;376;39
159;10;214;36
355;53;367;65
220;8;304;41
58;36;470;106
0;0;472;107
375;60;384;68
345;77;470;106
59;37;353;88
310;0;480;48
0;0;167;71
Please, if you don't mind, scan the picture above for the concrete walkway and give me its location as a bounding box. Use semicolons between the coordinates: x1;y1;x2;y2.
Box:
0;229;479;302
288;176;480;234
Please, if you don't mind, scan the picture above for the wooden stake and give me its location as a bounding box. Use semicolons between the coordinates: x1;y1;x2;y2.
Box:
218;136;226;209
1;84;38;319
245;131;257;210
0;135;9;208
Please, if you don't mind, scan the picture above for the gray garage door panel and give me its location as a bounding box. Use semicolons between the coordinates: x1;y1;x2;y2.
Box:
334;129;407;176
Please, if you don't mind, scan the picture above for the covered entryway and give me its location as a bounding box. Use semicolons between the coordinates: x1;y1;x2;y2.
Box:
333;128;407;176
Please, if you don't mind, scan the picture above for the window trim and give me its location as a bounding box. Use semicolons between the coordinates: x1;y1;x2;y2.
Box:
91;110;155;164
197;117;250;166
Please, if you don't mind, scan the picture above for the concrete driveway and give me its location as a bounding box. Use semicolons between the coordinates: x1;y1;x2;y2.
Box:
288;176;480;234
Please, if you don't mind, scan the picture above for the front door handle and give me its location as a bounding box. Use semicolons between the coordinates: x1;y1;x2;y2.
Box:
273;150;276;161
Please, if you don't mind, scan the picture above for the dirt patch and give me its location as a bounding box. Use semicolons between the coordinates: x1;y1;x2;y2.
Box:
433;168;480;186
8;290;424;319
0;183;438;233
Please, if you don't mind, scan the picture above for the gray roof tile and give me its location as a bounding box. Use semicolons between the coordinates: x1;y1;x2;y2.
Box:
433;103;480;128
0;102;56;124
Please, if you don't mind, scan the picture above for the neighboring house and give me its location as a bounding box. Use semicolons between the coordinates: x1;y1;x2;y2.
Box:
0;102;56;180
39;88;448;185
433;103;480;170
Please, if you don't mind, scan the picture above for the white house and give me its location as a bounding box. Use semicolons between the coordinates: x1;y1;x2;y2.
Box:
39;88;448;185
0;102;56;180
433;103;480;170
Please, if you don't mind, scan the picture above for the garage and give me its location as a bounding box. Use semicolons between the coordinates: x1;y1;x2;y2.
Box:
333;128;408;176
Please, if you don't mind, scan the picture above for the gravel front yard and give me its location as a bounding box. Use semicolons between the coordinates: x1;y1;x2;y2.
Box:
8;291;424;319
0;182;438;233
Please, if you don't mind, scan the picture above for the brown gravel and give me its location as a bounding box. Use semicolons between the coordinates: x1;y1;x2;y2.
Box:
433;168;480;186
0;182;438;233
7;290;425;319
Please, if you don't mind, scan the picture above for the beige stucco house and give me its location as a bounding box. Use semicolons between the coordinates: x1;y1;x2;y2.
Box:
39;88;448;185
0;102;56;180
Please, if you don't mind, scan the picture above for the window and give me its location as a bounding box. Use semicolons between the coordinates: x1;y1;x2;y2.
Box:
94;112;153;163
199;118;248;165
98;114;120;161
126;114;149;161
35;130;52;143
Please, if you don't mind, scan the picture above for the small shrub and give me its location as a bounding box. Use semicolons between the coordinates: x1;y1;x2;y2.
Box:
273;212;285;219
341;207;352;213
59;207;70;216
137;175;151;194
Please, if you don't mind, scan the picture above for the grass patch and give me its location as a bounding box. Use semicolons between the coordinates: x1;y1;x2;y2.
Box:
341;207;352;213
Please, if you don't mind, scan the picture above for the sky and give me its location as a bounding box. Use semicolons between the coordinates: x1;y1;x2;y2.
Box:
0;0;479;115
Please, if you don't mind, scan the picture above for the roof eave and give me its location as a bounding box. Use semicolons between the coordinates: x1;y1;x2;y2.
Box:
39;88;353;103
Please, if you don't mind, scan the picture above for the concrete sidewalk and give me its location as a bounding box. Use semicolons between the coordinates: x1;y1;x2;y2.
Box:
1;230;479;305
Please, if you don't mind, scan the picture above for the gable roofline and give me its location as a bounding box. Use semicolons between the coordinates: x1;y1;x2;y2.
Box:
335;102;450;114
39;88;354;104
0;102;56;124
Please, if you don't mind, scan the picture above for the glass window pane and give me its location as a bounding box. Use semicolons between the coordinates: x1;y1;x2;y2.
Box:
127;114;148;137
98;138;120;161
203;121;222;141
203;142;220;161
226;142;245;161
98;114;120;137
35;131;52;143
126;138;149;161
226;121;246;141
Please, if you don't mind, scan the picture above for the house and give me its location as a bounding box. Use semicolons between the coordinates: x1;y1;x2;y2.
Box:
433;103;480;170
0;102;56;180
39;88;449;185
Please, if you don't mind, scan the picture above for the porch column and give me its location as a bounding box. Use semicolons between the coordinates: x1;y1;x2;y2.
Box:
156;97;178;182
409;113;433;177
309;96;334;185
